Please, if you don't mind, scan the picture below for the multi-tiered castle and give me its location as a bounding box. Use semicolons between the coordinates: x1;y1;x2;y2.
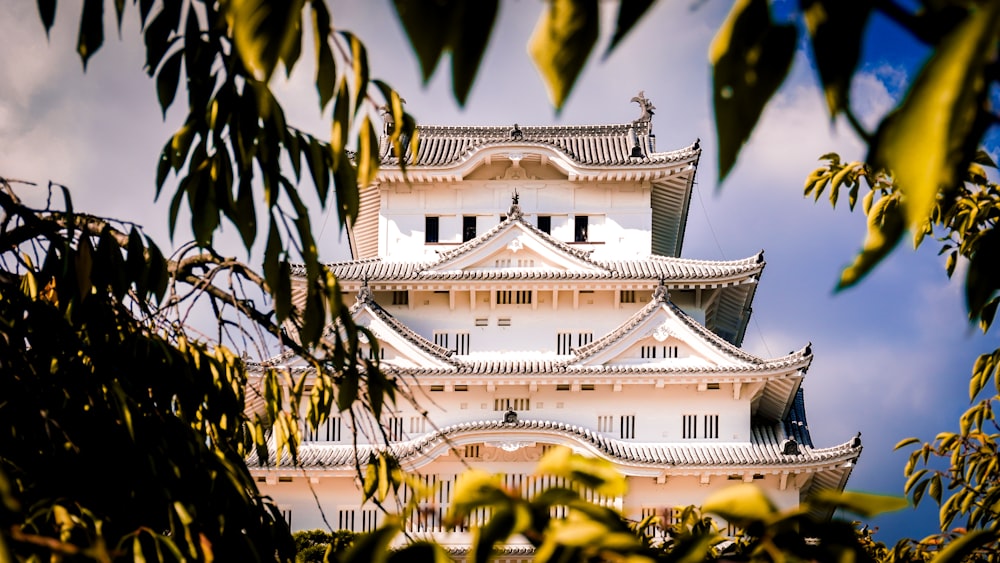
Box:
248;95;861;552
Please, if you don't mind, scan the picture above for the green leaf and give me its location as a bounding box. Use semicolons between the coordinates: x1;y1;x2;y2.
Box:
310;0;336;109
226;0;306;82
341;31;369;114
710;0;796;182
801;0;873;117
837;192;904;289
37;0;56;37
449;1;498;105
868;3;1000;240
701;483;776;525
356;117;379;191
966;228;1000;324
528;0;598;111
391;0;452;82
156;50;183;118
77;0;104;69
340;520;399;563
605;0;655;55
809;490;908;518
386;541;452;563
535;446;626;497
930;529;1000;563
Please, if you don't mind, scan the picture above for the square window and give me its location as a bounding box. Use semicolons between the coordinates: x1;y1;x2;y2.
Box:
537;215;551;234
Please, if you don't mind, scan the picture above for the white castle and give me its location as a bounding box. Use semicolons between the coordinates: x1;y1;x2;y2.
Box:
248;96;861;554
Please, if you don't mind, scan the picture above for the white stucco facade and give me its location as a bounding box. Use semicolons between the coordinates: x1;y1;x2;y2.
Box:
248;104;860;554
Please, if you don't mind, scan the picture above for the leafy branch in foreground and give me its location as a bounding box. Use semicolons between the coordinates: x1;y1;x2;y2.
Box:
331;446;905;563
806;153;1000;560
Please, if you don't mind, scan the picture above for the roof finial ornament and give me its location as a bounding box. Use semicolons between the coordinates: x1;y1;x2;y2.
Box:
508;189;522;219
850;432;862;448
653;278;669;301
631;91;655;124
357;279;372;304
509;123;524;140
379;98;407;135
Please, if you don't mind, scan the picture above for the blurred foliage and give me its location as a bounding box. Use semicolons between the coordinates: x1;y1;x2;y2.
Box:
11;0;1000;561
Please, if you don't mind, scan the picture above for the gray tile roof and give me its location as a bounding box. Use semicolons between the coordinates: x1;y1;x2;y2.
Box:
381;122;699;169
297;207;764;285
246;417;860;471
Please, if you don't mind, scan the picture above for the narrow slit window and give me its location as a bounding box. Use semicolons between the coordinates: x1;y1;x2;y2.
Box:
620;290;636;303
425;216;439;243
463;215;477;242
574;215;589;242
620;415;636;439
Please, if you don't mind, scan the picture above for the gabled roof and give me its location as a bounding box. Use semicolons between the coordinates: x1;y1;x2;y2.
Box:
379;121;699;173
301;207;763;286
246;417;859;484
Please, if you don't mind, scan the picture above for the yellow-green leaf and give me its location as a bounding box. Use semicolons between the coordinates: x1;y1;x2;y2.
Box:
226;0;306;82
810;490;908;518
536;446;626;497
701;483;776;525
837;192;904;289
710;0;796;182
868;3;1000;242
528;0;598;111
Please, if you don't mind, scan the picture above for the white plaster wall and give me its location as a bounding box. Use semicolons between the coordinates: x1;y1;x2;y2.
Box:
379;178;653;258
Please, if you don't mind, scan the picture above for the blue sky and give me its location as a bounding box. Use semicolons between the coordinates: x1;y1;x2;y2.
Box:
0;0;993;544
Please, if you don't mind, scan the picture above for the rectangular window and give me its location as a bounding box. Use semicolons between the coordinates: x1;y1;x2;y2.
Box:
682;414;697;439
434;331;470;354
454;384;468;391
664;345;679;358
368;346;384;360
463;215;477;242
515;290;531;304
387;416;404;441
464;445;481;459
620;415;636;439
557;331;592;354
497;317;511;327
704;414;719;439
281;508;292;528
392;290;409;305
620;290;636;304
494;398;530;411
304;416;341;442
409;416;426;434
641;345;657;359
338;510;354;531
497;290;513;304
556;384;571;391
425;216;439;243
537;215;551;234
574;215;589;242
598;415;613;433
360;509;379;533
475;318;488;326
641;507;662;538
557;332;573;355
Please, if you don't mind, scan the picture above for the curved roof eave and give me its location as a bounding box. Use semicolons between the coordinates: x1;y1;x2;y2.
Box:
375;143;701;183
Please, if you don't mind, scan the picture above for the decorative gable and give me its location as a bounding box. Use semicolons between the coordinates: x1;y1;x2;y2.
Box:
351;301;457;370
570;288;761;370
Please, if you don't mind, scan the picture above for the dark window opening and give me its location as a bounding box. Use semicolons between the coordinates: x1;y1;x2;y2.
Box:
463;216;477;242
425;216;439;243
537;215;551;234
574;216;589;242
